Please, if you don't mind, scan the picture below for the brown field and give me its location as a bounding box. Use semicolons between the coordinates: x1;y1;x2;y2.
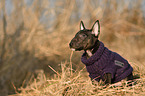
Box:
0;0;145;96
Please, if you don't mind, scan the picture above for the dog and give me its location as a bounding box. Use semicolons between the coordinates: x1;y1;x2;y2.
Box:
69;20;133;86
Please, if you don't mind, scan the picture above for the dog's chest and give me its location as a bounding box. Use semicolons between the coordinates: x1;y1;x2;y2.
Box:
86;50;93;57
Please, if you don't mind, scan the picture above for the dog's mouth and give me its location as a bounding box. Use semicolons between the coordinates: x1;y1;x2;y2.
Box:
84;42;89;50
71;48;76;51
69;39;89;51
70;47;84;51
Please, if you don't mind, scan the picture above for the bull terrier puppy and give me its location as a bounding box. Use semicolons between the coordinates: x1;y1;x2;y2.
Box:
69;20;133;86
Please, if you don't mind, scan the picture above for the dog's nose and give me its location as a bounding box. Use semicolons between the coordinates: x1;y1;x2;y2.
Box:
69;42;73;47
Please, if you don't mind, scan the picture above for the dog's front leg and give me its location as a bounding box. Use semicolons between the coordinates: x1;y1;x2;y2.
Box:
103;73;112;85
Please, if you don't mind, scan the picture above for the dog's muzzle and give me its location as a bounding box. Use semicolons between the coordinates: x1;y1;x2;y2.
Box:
69;42;76;51
69;42;84;51
69;42;73;48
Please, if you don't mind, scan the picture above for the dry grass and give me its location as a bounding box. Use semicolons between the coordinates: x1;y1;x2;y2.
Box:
12;60;145;96
0;0;145;95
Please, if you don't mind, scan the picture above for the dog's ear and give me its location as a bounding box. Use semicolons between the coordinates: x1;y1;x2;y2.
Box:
80;21;85;30
91;20;100;36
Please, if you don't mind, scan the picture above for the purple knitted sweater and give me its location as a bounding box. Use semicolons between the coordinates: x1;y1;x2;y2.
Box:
81;42;133;83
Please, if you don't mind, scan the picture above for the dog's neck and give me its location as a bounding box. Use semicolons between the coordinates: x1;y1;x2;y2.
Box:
86;40;100;57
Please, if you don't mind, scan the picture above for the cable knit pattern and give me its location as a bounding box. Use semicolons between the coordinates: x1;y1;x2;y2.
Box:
81;41;133;83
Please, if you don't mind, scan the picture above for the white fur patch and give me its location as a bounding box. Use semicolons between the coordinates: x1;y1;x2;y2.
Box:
71;48;76;51
86;50;93;57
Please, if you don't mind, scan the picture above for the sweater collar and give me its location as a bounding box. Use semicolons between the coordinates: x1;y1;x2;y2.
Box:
81;41;105;65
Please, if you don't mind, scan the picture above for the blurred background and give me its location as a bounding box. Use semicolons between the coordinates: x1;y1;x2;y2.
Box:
0;0;145;95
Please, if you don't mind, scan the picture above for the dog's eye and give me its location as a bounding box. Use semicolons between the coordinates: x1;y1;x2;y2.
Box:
80;34;87;38
82;34;86;37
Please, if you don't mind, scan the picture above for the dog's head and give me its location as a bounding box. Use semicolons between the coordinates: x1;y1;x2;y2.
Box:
69;20;100;51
